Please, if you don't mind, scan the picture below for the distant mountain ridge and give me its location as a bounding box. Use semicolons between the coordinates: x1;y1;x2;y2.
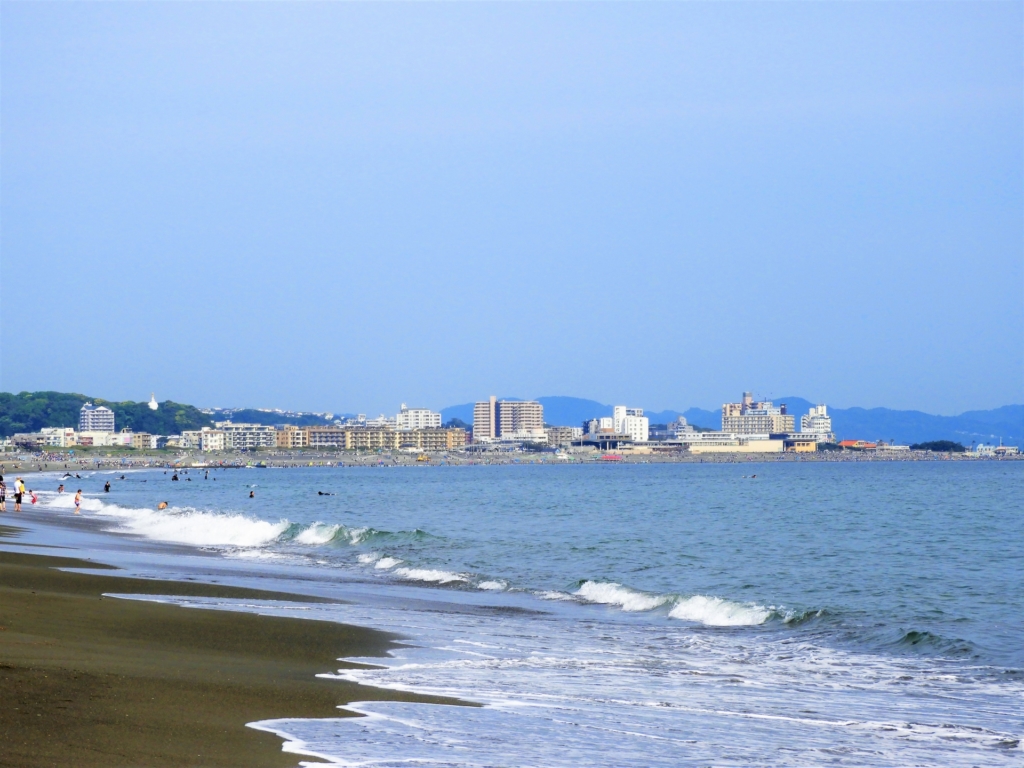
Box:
441;396;1023;446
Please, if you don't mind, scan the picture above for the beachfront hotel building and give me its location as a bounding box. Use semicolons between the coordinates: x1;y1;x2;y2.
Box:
800;404;835;443
473;397;545;442
721;392;795;434
215;422;278;449
613;406;650;442
79;402;115;433
395;404;442;430
303;425;466;451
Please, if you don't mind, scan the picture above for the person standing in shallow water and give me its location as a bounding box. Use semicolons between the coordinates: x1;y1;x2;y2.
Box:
0;476;6;512
73;489;82;514
14;477;26;512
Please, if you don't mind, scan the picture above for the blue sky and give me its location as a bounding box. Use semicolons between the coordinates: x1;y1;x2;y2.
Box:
1;2;1020;416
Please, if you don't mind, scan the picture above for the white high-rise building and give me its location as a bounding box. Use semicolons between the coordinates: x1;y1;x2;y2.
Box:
396;404;441;430
613;406;649;442
79;402;115;433
800;404;835;443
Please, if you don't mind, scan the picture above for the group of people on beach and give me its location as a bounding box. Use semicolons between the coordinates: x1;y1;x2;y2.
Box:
0;475;81;514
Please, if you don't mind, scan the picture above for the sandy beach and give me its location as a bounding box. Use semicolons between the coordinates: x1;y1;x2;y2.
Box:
0;524;466;768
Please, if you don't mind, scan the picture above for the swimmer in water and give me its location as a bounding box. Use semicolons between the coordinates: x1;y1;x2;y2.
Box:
158;501;168;510
249;490;255;498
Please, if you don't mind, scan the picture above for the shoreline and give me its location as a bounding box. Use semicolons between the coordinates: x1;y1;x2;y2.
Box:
0;525;469;768
2;447;1019;477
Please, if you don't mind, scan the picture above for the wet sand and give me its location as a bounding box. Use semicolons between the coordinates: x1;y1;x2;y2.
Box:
0;526;467;768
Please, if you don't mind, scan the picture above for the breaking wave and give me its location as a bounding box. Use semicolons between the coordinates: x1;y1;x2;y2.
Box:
575;581;772;626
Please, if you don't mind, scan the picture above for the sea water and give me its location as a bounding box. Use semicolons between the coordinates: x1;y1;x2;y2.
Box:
29;461;1024;765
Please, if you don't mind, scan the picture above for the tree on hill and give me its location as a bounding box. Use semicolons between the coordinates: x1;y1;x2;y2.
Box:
0;391;212;437
909;440;966;453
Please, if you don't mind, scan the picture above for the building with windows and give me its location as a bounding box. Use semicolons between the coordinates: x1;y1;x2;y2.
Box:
800;404;835;443
276;425;309;449
613;406;649;443
473;397;545;442
215;422;278;449
396;404;442;430
79;402;115;433
721;392;795;434
545;426;584;446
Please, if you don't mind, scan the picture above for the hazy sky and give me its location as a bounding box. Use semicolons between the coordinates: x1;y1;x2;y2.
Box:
1;2;1020;415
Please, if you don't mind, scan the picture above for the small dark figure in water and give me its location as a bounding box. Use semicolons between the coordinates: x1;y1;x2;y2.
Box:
104;481;110;493
318;491;335;496
120;475;125;480
249;490;255;498
171;474;179;481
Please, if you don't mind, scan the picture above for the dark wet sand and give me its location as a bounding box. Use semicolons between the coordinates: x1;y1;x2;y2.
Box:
0;528;467;767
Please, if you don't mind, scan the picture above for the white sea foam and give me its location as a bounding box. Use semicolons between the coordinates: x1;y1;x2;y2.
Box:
374;557;403;570
477;580;507;591
537;590;575;601
294;523;340;545
394;567;466;583
357;552;381;564
669;595;771;626
575;581;671;612
42;495;290;548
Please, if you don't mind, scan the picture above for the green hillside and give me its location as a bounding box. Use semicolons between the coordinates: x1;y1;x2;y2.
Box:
0;391;213;437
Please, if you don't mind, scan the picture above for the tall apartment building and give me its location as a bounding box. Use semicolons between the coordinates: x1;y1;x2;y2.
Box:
79;402;115;433
800;404;835;443
613;406;649;442
473;396;497;441
473;397;545;441
396;404;442;430
721;392;795;434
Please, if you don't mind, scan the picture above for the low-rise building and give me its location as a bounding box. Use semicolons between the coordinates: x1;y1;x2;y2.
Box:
276;425;309;449
200;429;225;451
545;426;584;446
306;427;348;448
839;440;877;450
397;428;467;451
215;422;278;449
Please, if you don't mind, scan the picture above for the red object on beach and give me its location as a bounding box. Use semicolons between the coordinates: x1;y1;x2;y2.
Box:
600;454;623;461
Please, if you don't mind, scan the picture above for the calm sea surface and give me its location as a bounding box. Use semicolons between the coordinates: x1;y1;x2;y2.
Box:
33;461;1024;766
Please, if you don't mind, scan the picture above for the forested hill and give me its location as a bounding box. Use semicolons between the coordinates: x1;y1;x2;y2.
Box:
0;392;213;437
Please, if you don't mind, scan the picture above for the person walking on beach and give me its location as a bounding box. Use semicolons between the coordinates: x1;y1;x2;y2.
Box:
14;477;26;512
73;490;82;514
0;476;6;512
